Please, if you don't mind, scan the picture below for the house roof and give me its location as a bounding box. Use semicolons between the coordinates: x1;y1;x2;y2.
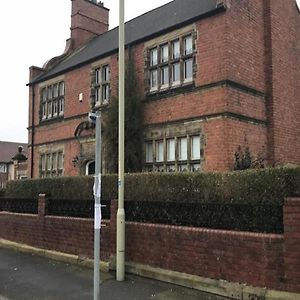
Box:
0;141;28;163
31;0;224;84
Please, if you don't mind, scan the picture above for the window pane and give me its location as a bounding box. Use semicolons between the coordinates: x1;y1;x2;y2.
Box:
172;63;180;83
191;136;200;160
41;155;46;171
172;40;180;59
102;66;109;82
59;98;64;115
161;44;169;63
145;142;153;163
42;88;47;102
155;140;164;162
52;153;57;170
161;66;169;86
53;100;58;116
150;48;158;66
102;84;109;104
53;84;59;98
95;87;100;104
184;59;193;81
179;137;187;160
184;35;193;55
58;152;63;170
47;86;52;99
47;101;52;118
46;154;51;171
59;82;65;96
42;103;47;119
167;139;175;161
95;68;101;84
150;70;158;89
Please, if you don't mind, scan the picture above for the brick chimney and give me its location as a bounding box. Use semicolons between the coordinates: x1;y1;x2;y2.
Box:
71;0;109;50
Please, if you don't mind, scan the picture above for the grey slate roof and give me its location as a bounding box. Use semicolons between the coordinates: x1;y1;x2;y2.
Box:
32;0;222;84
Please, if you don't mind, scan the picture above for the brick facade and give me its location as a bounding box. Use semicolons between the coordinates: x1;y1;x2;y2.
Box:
27;0;300;178
1;197;300;293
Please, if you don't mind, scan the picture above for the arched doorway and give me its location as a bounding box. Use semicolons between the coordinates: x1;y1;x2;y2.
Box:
85;160;95;175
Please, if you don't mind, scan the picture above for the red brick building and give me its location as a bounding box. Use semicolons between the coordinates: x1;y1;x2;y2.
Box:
27;0;300;178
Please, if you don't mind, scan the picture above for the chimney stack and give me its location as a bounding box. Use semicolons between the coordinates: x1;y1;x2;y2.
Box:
71;0;109;50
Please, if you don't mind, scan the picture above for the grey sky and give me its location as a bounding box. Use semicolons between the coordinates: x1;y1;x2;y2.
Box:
0;0;299;143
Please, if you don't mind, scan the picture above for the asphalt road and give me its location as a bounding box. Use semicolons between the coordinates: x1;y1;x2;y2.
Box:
0;247;231;300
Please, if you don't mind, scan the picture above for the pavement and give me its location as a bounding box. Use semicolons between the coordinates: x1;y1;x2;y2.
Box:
0;247;232;300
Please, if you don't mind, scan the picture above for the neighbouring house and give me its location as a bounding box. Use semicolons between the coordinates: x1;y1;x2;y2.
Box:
0;142;28;188
27;0;300;178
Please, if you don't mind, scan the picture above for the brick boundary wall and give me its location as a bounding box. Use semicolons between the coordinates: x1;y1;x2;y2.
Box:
0;196;299;293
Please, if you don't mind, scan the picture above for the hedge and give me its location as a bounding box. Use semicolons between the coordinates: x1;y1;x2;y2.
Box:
0;188;5;197
4;166;300;205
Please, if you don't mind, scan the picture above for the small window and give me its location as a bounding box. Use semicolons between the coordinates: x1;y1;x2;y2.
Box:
184;59;193;82
95;68;101;84
53;84;59;98
58;152;63;170
150;48;158;66
47;101;52;118
46;154;51;171
0;164;7;173
178;137;187;161
102;65;109;82
160;44;169;63
167;139;175;161
150;70;158;90
59;98;64;115
102;84;109;104
52;153;57;170
172;63;180;85
161;66;169;88
42;102;47;119
41;155;46;171
184;35;193;56
145;142;153;163
95;87;101;104
191;136;200;160
47;86;53;100
53;100;58;117
155;140;164;162
172;40;180;59
59;82;65;96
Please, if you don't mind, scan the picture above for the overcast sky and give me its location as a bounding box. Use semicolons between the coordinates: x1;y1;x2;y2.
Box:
0;0;299;143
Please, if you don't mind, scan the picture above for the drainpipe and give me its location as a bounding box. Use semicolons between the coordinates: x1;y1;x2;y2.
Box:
30;84;35;178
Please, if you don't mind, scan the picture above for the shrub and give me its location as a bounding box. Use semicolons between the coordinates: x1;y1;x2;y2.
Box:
5;166;299;205
0;188;5;197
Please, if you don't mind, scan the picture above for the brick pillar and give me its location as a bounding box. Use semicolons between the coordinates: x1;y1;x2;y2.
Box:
38;194;47;218
283;198;300;293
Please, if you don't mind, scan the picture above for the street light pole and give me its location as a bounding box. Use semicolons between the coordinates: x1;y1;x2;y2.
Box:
116;0;125;282
93;110;102;299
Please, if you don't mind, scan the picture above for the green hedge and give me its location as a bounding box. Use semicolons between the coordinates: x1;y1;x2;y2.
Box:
0;188;5;197
4;166;300;204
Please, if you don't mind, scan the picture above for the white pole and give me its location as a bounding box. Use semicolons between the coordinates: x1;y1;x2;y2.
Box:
93;111;102;299
117;0;125;282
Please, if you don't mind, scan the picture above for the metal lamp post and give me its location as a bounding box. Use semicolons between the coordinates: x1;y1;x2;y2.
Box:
92;110;102;300
116;0;125;282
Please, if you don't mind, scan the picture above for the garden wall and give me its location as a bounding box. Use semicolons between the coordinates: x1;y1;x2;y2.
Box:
0;196;299;294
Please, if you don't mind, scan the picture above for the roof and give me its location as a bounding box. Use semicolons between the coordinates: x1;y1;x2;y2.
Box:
31;0;224;84
0;141;28;163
